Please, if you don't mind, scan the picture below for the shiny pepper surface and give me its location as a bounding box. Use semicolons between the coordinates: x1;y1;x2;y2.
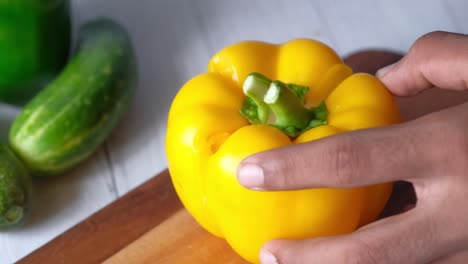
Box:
166;39;401;263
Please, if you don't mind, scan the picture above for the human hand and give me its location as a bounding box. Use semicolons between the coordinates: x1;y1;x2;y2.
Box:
237;31;468;264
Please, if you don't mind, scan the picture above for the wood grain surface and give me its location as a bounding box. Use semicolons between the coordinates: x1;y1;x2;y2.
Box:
17;170;182;264
104;210;247;264
17;169;248;264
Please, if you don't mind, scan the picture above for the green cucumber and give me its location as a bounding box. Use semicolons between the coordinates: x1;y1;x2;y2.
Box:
0;143;32;228
9;18;136;177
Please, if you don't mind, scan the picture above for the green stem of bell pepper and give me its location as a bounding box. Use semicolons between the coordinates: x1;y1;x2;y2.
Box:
241;72;271;124
240;72;329;137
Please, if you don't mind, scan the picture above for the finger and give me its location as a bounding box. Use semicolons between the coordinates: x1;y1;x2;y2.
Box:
237;122;435;191
430;251;468;264
260;209;453;264
395;88;468;121
377;31;468;96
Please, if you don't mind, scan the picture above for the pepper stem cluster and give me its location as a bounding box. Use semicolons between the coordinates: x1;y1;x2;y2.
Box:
240;72;328;137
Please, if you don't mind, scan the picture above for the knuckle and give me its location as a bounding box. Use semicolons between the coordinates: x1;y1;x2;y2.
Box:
421;30;448;40
413;31;447;49
331;137;360;186
264;150;304;189
409;31;447;62
448;127;468;166
341;238;379;264
409;111;468;176
430;114;468;166
282;154;301;187
410;31;468;87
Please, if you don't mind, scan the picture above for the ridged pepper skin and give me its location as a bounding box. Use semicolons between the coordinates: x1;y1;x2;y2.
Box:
166;39;401;263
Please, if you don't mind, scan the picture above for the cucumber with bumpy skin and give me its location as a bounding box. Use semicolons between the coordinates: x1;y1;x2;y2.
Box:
0;143;32;228
9;18;136;177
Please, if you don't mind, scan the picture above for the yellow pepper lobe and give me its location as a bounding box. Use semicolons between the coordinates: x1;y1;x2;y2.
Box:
166;39;401;263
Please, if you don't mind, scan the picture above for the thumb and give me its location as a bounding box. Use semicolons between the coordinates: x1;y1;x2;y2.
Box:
259;210;455;264
377;31;468;96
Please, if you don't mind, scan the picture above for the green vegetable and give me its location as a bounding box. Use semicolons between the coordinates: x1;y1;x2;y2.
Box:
9;18;136;177
240;72;328;137
0;143;32;228
0;0;71;105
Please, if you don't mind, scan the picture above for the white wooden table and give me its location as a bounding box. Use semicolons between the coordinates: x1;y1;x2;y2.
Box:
1;0;467;262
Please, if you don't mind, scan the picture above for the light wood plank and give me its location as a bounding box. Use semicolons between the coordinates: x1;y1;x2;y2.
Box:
104;210;248;264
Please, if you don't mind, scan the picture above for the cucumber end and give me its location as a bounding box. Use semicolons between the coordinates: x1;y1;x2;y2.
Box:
4;205;23;224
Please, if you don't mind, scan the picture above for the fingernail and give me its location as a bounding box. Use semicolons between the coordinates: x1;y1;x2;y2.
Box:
376;62;396;78
260;248;278;264
237;163;264;189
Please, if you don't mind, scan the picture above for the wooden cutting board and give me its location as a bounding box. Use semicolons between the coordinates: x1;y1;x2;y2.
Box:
18;51;431;264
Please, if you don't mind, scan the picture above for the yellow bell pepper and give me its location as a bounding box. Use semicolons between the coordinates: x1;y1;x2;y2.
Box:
166;39;401;263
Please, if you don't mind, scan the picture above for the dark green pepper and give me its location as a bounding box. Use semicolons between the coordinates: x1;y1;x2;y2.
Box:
0;0;70;105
